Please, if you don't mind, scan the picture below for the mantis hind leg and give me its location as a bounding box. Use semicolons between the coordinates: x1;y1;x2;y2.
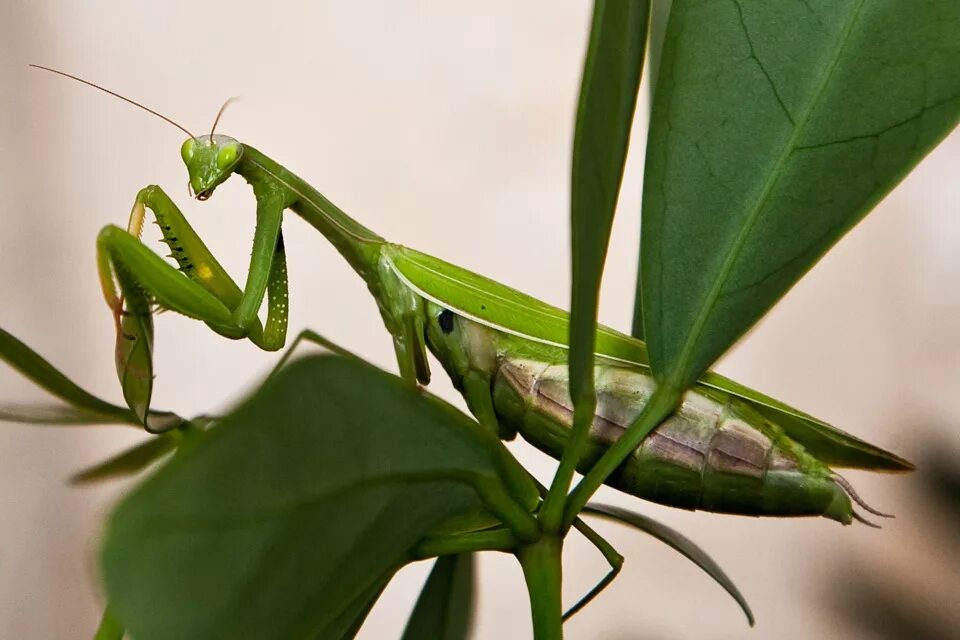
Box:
267;328;364;379
562;516;624;620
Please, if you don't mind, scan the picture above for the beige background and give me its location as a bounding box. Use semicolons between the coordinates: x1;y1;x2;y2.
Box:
1;1;958;638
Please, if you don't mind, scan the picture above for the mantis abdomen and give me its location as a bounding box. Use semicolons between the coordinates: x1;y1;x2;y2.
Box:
491;357;854;524
420;301;857;524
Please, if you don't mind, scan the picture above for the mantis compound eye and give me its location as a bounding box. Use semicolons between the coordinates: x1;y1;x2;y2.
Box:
438;309;455;334
180;138;196;164
216;143;240;170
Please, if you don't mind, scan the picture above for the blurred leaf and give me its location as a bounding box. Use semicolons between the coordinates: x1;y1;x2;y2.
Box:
0;325;182;431
830;440;960;640
1;325;132;422
70;434;178;485
836;575;950;640
328;570;394;640
0;403;122;426
569;0;648;407
102;355;536;640
402;554;475;640
640;0;960;389
93;606;124;640
583;503;754;626
924;442;960;520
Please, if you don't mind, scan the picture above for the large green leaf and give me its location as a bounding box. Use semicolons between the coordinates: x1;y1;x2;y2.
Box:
0;325;182;431
401;554;475;640
101;355;537;640
327;570;394;640
583;503;753;625
640;0;960;389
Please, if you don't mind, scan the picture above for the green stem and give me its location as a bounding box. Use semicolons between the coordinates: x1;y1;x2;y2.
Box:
562;386;679;529
518;536;564;640
540;394;597;533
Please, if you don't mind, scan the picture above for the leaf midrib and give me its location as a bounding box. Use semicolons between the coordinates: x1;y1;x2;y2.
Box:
664;0;868;388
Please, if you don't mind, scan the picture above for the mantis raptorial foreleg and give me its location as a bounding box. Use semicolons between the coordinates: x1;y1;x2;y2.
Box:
97;185;289;351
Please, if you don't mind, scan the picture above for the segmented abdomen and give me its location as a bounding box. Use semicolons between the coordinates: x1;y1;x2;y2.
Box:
492;358;851;522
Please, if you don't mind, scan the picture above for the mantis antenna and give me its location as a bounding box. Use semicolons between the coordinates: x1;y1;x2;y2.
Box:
209;97;239;141
28;64;198;140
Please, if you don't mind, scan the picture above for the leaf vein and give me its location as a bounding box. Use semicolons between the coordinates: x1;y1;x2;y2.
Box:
667;0;867;385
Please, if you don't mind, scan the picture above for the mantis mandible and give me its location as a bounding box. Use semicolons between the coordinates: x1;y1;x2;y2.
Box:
32;65;912;533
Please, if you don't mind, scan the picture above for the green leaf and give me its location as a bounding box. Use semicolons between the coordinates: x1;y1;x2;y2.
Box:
569;0;649;402
327;570;394;640
101;355;537;640
583;503;754;626
93;605;124;640
0;325;183;431
640;0;960;389
544;0;650;530
402;554;475;640
70;434;178;485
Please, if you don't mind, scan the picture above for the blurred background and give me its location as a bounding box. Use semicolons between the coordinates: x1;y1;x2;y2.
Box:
0;1;957;638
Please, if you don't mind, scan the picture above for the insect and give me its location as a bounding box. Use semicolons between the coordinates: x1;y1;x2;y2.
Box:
34;65;912;528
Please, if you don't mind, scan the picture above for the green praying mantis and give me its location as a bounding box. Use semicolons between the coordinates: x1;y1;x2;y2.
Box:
24;66;911;534
0;64;923;636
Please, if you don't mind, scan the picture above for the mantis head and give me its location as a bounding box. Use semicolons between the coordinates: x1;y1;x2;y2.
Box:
181;135;243;200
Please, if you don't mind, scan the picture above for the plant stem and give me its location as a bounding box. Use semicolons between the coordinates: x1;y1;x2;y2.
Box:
540;394;597;533
562;386;679;529
518;535;564;640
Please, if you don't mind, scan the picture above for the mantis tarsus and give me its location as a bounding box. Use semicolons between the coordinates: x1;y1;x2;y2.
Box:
28;64;912;624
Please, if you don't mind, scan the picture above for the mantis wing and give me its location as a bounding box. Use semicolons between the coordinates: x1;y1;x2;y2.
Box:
698;371;913;471
388;246;912;472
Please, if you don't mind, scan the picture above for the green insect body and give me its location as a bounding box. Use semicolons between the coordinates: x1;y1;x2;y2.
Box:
86;129;909;523
422;304;852;522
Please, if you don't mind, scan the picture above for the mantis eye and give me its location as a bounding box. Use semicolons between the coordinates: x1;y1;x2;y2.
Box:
216;143;240;170
438;309;455;334
180;138;196;164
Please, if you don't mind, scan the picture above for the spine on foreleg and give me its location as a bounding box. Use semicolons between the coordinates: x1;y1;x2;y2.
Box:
491;357;854;523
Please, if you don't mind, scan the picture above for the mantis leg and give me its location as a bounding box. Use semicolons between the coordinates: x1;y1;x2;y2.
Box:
97;185;289;350
98;185;288;423
267;328;362;379
462;370;516;440
563;517;624;620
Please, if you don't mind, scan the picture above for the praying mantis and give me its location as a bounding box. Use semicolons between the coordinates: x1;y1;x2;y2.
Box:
4;64;925;637
25;66;910;534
